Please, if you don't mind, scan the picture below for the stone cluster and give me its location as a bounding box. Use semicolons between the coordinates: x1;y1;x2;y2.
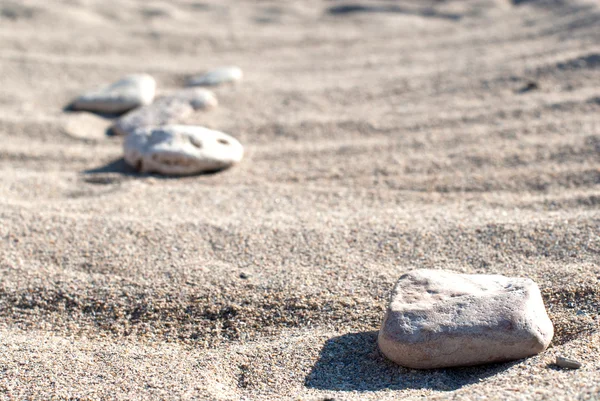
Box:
70;67;244;175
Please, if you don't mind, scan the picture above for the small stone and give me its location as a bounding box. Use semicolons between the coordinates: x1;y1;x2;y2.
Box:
517;81;539;94
70;74;156;114
111;88;217;136
62;112;111;141
123;125;243;176
187;66;243;87
555;356;582;369
378;269;554;369
239;272;250;279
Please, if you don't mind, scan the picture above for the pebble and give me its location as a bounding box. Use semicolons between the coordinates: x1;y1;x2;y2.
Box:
378;269;554;369
123;125;244;176
111;88;217;136
62;112;111;141
555;356;582;369
70;74;156;114
517;80;539;94
187;66;243;86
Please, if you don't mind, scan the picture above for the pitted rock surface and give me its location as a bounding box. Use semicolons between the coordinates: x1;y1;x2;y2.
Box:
378;269;554;369
111;88;217;136
123;125;243;175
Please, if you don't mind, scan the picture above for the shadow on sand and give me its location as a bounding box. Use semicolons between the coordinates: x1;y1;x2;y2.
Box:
62;102;126;120
83;158;138;176
83;158;229;179
305;331;518;392
326;4;461;20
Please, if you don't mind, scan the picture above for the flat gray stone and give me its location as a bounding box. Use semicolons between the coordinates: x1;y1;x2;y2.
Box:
123;125;243;175
187;66;243;87
378;269;554;369
70;74;156;114
555;356;582;369
111;88;217;136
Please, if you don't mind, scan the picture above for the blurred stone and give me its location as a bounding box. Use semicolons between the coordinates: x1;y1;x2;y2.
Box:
62;112;110;141
111;88;216;136
70;74;156;114
187;66;243;86
517;80;539;94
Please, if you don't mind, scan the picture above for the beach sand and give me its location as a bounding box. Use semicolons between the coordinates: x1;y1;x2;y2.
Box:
0;0;599;399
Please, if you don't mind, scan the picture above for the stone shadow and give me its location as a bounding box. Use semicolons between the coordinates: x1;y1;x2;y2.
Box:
83;158;229;178
62;102;125;120
326;3;461;20
83;158;138;176
305;331;518;392
511;0;565;5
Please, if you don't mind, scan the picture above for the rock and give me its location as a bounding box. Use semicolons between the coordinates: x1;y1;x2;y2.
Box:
123;125;243;175
187;66;243;87
555;356;582;369
62;112;111;141
517;80;539;94
111;88;217;136
70;74;156;114
378;269;554;369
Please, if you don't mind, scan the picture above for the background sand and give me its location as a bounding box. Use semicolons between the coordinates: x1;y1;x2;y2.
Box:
0;0;599;399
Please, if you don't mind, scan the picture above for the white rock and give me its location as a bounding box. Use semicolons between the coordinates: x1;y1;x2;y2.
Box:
378;269;554;369
70;74;156;114
123;125;243;175
111;88;217;136
187;66;243;87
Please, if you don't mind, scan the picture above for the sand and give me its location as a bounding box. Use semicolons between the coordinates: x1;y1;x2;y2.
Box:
0;0;599;399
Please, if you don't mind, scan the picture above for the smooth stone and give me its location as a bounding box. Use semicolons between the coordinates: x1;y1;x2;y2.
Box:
378;269;554;369
123;125;243;175
70;74;156;114
187;66;243;87
111;88;217;136
62;112;111;141
555;356;582;369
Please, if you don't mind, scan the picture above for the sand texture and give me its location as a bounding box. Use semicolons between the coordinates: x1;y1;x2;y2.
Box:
0;0;599;399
